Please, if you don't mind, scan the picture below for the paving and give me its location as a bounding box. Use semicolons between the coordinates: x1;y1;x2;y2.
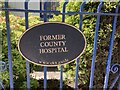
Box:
30;71;66;80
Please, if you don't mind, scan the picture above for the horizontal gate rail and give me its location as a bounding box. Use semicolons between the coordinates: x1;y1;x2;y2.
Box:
0;0;120;90
1;8;120;16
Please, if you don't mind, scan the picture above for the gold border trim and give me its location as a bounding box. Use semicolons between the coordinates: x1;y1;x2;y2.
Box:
18;22;86;67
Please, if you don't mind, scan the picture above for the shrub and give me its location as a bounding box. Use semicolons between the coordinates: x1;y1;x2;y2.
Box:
50;2;120;88
0;10;42;88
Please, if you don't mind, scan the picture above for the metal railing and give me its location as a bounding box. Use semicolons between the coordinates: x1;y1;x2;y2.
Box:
0;0;120;90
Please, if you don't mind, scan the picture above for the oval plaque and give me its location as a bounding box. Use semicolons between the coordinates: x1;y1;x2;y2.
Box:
18;22;86;66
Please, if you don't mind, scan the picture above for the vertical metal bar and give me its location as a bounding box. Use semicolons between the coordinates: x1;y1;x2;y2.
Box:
117;2;120;90
60;65;63;90
118;74;120;90
40;1;42;19
89;2;103;90
4;1;14;90
62;2;68;22
24;1;30;89
79;1;86;30
44;2;47;22
0;81;5;90
103;5;118;89
74;58;80;90
74;1;86;90
0;62;6;90
109;74;120;90
60;2;68;90
44;67;47;90
43;2;47;90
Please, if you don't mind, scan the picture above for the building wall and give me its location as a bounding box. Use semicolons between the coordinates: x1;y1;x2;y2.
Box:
9;2;41;17
9;1;59;17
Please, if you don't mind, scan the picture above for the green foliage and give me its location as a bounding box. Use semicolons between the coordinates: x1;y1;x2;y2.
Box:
0;12;42;88
50;2;120;88
1;1;120;89
15;78;39;90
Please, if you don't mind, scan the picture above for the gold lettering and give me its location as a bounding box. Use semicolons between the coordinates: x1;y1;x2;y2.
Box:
39;41;67;48
60;61;63;64
39;34;68;54
40;42;44;47
61;34;66;40
43;62;46;64
39;47;68;54
40;34;66;41
54;62;58;64
43;35;48;41
51;35;58;40
52;48;57;53
44;42;49;47
52;62;54;64
46;62;49;65
64;59;68;62
39;61;42;63
53;41;58;46
60;41;66;46
47;35;51;40
63;47;68;52
40;36;43;41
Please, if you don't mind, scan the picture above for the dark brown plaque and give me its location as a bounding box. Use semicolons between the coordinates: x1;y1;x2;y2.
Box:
18;22;86;66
